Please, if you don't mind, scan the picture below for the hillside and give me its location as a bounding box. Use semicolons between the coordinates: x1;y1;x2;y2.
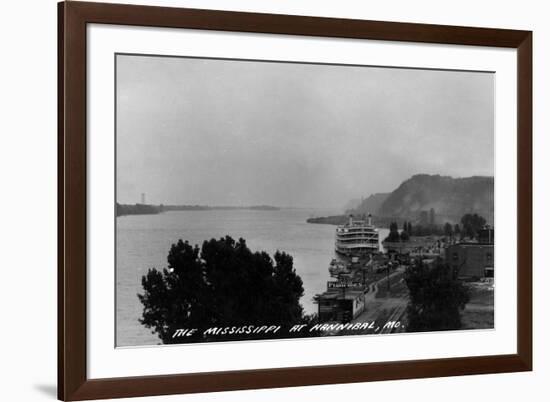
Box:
346;193;390;215
376;174;494;224
342;198;363;212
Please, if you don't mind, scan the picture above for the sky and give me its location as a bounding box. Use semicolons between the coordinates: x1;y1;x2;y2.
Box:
116;54;494;209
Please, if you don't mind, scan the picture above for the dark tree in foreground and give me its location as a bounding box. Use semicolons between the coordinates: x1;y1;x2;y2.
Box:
138;236;305;343
405;258;470;332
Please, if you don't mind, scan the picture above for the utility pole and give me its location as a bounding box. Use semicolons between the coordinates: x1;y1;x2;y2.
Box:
387;264;391;292
386;254;394;293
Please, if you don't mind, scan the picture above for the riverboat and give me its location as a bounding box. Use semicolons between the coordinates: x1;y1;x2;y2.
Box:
335;214;379;256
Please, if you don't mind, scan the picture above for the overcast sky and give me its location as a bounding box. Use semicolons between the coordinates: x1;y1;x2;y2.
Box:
116;54;494;209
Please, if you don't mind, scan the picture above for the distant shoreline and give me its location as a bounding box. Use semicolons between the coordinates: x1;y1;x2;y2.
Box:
306;215;348;225
116;203;280;217
163;204;280;212
306;214;395;229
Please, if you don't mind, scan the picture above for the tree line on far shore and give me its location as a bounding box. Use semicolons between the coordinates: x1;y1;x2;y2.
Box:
384;213;488;242
116;203;160;217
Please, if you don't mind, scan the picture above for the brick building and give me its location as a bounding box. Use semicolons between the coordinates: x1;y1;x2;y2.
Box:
445;243;494;279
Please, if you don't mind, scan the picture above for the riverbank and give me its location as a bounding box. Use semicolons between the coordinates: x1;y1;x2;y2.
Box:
117;203;160;217
306;215;348;225
306;214;405;229
116;203;280;217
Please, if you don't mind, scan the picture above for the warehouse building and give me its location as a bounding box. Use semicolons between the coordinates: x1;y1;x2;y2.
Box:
445;243;494;279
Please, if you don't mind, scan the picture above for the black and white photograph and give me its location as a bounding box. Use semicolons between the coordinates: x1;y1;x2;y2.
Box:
2;0;543;400
115;54;495;347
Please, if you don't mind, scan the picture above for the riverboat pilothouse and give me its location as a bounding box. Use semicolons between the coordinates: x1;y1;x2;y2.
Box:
335;214;379;256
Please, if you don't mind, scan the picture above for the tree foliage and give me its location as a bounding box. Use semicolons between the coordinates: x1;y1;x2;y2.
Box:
409;222;445;236
454;224;461;236
384;221;401;242
138;236;305;343
405;258;470;332
460;213;487;239
444;222;453;237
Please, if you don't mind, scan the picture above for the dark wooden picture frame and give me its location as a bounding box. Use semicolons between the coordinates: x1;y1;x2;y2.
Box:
58;1;532;400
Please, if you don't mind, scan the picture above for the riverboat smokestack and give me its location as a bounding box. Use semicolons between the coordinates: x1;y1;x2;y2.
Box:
367;213;372;226
348;214;353;226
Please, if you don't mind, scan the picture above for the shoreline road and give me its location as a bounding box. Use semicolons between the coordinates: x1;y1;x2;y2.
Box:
350;266;409;334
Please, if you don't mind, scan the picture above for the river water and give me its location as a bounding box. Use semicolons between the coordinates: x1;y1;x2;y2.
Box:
116;208;388;346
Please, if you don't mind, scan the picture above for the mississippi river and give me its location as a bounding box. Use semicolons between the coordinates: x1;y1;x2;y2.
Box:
116;208;387;346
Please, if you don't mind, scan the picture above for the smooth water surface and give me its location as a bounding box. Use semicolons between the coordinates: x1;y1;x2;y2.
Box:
116;208;388;346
